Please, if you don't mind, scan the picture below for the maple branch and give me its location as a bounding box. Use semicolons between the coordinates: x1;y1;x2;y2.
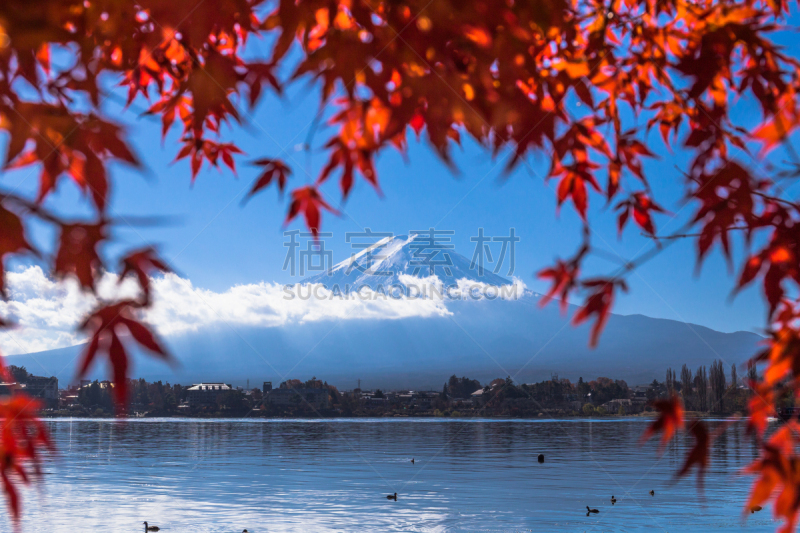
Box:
754;191;800;210
0;193;63;225
645;226;749;241
782;139;800;169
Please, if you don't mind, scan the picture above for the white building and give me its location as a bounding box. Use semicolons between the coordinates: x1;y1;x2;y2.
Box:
186;383;233;407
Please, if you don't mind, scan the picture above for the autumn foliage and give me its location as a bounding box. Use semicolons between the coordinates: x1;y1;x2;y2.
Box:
0;0;799;527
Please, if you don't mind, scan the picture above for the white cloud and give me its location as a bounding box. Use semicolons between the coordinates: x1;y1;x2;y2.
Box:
0;267;527;356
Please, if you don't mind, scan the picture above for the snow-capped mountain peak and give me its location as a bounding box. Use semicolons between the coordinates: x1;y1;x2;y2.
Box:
303;234;512;291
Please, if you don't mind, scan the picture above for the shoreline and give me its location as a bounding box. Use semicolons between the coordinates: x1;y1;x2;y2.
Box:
37;412;744;422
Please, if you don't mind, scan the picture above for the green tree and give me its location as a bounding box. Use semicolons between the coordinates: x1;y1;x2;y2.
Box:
8;366;28;383
163;392;177;412
695;366;709;412
710;360;727;413
447;375;482;398
680;365;694;410
577;377;590;398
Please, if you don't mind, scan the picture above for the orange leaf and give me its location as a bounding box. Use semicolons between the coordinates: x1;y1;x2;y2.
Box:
753;105;800;154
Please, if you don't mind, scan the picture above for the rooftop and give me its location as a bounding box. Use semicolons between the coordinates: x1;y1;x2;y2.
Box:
187;383;232;391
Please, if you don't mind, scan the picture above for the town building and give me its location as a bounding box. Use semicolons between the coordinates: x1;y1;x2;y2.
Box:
0;375;59;408
25;375;59;407
362;395;389;409
186;383;233;407
266;387;329;409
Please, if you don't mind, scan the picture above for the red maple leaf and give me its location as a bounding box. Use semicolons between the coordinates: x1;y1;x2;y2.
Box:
0;205;34;298
0;389;52;521
174;137;244;181
551;161;602;220
285;186;339;238
691;163;758;264
745;422;800;532
676;420;711;488
54;222;106;291
119;247;172;304
538;260;580;313
245;158;292;199
572;278;627;347
641;395;685;449
409;113;425;138
78;300;171;407
615;192;667;236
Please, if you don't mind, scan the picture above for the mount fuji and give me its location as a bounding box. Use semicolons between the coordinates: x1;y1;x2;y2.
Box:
4;235;762;389
304;233;513;291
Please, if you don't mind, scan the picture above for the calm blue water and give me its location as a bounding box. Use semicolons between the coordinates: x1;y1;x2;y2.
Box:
12;418;777;532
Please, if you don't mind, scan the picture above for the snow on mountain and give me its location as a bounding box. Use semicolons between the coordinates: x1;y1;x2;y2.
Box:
303;234;513;291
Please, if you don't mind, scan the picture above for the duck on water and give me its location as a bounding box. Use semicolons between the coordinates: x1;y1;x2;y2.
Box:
144;522;159;532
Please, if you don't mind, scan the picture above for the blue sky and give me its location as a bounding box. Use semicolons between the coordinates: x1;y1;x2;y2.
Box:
5;24;800;339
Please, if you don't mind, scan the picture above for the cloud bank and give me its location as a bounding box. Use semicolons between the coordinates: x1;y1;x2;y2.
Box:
0;266;526;356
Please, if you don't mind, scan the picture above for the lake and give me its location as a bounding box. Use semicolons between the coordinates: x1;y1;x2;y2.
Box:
15;418;776;532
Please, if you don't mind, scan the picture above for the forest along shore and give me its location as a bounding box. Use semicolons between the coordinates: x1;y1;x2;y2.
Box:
29;362;756;419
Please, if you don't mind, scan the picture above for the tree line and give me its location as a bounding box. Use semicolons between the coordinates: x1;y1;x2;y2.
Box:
665;360;754;414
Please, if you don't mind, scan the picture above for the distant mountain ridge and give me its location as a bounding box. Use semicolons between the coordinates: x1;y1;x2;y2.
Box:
7;292;761;390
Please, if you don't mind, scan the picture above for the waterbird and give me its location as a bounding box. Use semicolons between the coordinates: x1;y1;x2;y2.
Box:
650;490;655;496
751;506;763;513
611;496;617;504
411;458;415;464
387;492;397;501
537;454;544;463
143;522;159;532
586;506;599;514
